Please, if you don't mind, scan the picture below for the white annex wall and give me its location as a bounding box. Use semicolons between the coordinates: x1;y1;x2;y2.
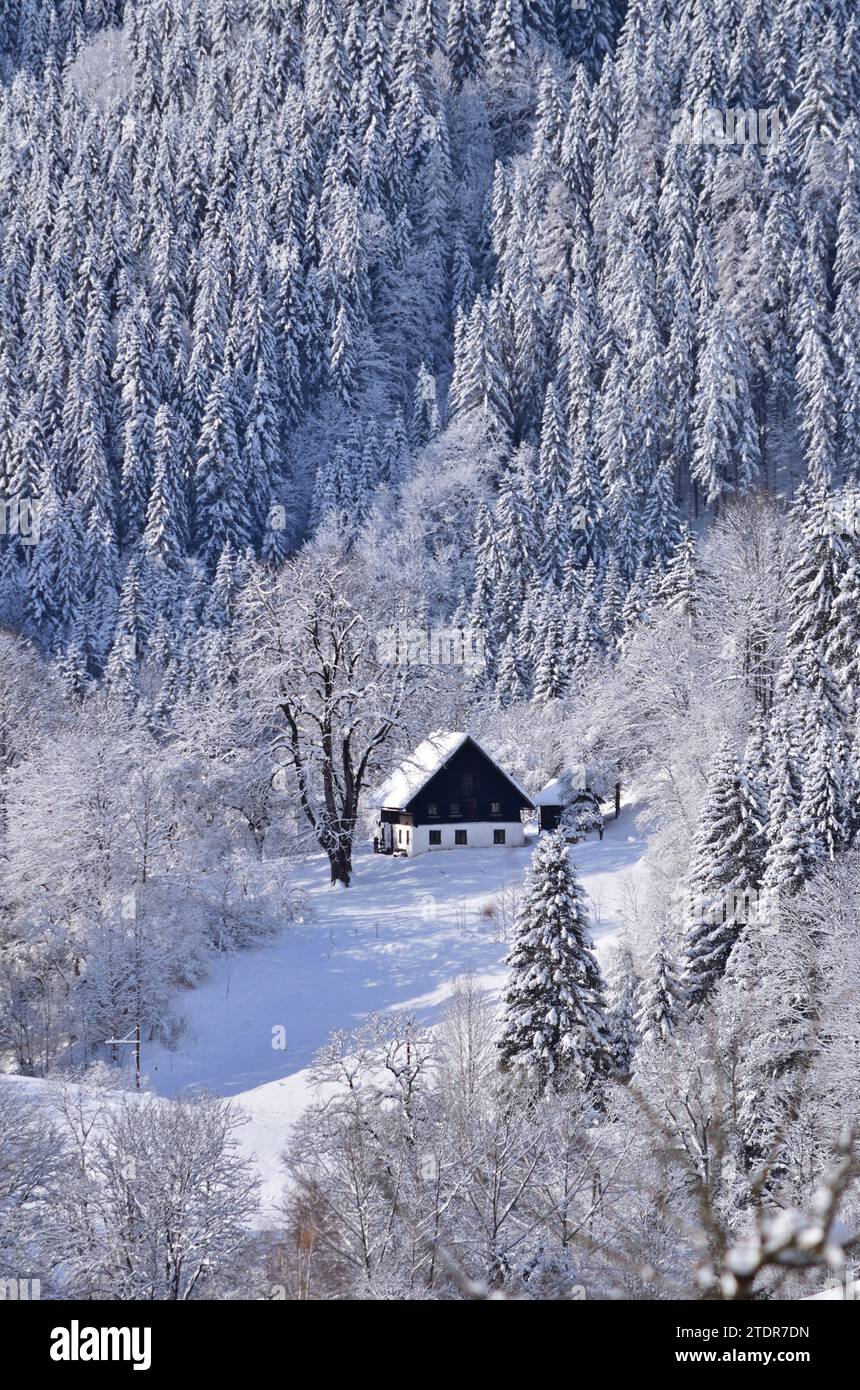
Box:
404;821;525;856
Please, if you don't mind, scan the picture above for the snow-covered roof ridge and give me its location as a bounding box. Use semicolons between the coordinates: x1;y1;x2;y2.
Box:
368;731;534;810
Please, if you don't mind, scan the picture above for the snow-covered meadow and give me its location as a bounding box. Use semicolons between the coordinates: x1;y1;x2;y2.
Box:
0;803;649;1223
140;802;648;1212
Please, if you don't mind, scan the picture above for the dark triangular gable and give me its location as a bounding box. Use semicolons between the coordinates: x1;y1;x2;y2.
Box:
404;736;534;827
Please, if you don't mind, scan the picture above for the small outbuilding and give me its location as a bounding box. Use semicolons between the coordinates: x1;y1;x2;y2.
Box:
535;768;587;832
535;766;613;840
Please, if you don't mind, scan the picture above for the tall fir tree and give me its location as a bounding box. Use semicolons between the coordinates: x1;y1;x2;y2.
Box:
499;829;609;1092
635;932;684;1045
682;734;765;1008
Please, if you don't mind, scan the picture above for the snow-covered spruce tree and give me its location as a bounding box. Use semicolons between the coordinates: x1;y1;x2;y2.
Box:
605;945;639;1079
447;0;483;92
826;541;860;716
487;0;527;83
762;713;811;896
681;734;766;1008
781;484;849;713
659;522;700;623
496;631;526;705
498;830;609;1093
635;933;684;1045
691;299;760;505
531;590;567;703
798;710;848;866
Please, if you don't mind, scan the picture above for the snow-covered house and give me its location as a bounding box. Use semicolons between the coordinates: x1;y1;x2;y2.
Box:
369;731;535;856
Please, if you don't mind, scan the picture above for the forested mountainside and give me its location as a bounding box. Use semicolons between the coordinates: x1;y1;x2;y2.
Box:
2;1;860;1307
0;0;858;694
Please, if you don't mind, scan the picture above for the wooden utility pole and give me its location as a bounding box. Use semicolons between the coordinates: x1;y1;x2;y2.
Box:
104;1025;141;1090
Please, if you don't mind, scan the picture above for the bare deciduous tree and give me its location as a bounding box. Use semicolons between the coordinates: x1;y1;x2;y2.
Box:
239;544;421;886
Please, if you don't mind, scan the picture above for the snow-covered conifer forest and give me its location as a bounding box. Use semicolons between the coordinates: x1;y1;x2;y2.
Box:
1;0;860;1306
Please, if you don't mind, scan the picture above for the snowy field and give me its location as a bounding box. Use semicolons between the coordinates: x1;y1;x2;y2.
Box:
0;802;650;1222
141;799;649;1214
145;801;648;1093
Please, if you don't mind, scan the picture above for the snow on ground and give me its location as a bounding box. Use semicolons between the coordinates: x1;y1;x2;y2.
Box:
805;1277;860;1299
1;800;650;1222
145;798;648;1096
140;797;650;1215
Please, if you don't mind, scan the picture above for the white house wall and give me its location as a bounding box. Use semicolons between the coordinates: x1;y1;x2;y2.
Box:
399;821;525;856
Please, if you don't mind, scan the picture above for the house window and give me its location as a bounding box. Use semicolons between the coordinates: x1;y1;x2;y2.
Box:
406;830;410;845
450;801;461;817
462;773;475;797
455;829;467;846
427;802;438;817
490;801;501;816
494;829;506;845
429;830;442;846
398;827;403;844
